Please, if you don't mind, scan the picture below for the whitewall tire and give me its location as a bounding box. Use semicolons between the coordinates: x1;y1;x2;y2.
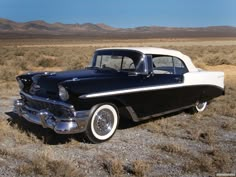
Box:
85;104;119;143
193;101;207;113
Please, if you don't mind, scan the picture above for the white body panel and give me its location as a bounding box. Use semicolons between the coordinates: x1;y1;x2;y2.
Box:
184;71;224;89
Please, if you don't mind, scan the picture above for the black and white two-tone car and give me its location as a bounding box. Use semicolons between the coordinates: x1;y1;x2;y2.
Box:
14;47;224;143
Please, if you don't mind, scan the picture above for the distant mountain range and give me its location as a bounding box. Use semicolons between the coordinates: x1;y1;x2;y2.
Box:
1;18;236;38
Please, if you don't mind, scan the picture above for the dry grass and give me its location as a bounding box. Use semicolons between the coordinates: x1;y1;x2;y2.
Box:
102;158;124;176
0;46;95;82
100;155;150;177
0;145;83;177
0;118;38;144
221;121;236;130
182;154;214;174
182;146;233;174
0;38;235;176
132;160;150;177
142;118;169;135
0;147;22;159
16;151;83;177
0;119;83;177
186;126;217;144
202;77;236;117
154;143;188;154
151;141;233;175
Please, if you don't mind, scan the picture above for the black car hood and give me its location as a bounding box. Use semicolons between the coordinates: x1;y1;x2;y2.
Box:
38;68;117;84
33;68;118;98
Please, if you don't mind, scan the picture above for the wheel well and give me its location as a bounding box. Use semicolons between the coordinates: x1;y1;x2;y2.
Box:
105;99;134;121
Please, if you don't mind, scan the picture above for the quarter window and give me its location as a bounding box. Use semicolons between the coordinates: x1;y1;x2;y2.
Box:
152;55;188;75
173;57;188;74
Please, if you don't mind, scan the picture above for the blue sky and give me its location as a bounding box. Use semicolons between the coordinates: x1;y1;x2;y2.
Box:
0;0;235;28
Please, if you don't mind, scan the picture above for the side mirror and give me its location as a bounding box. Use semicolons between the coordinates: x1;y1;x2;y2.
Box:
128;72;138;76
147;71;155;78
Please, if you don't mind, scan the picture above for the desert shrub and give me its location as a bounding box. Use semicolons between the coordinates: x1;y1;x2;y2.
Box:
205;54;231;65
64;56;89;70
25;50;40;61
15;57;29;70
123;160;150;177
157;143;188;154
183;147;233;174
0;66;19;81
102;158;124;176
14;48;25;56
132;160;150;177
60;47;93;70
0;47;10;65
183;154;214;174
170;45;236;66
204;79;236;117
37;57;58;67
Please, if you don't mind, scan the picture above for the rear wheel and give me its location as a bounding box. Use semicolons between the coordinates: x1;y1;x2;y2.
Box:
192;101;207;113
85;104;119;143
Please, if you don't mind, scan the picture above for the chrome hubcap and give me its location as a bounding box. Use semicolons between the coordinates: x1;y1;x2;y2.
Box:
93;109;114;136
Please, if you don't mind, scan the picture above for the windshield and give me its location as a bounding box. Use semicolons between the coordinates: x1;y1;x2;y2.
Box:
92;50;145;73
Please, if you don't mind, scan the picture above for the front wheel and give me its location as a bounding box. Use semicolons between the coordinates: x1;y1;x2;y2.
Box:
85;104;119;143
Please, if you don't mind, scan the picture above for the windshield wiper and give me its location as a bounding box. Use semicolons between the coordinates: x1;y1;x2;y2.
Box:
86;66;102;70
87;66;118;72
102;66;118;72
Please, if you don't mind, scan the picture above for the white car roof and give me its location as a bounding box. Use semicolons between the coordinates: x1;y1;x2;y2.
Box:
96;47;198;72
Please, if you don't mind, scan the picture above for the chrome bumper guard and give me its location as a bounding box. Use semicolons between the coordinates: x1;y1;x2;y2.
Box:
13;93;90;134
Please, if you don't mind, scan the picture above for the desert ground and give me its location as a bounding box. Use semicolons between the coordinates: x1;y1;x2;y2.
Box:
0;37;235;177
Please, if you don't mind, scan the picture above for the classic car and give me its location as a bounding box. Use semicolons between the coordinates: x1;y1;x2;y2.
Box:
14;47;224;143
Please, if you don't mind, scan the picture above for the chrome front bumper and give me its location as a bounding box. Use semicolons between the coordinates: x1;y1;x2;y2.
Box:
13;95;90;134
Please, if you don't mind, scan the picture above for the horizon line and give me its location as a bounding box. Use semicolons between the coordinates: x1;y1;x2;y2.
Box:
1;17;236;29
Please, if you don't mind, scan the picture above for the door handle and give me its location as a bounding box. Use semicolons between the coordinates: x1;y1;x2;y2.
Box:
174;77;182;82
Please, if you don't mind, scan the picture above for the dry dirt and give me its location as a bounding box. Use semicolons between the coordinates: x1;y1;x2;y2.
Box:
0;38;235;177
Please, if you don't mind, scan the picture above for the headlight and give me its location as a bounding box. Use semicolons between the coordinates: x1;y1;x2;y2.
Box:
59;86;69;101
17;79;24;90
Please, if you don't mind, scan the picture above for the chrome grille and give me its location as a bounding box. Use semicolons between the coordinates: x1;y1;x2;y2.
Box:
29;83;40;95
21;92;74;118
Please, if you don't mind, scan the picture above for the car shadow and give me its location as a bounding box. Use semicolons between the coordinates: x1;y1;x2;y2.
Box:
5;110;188;145
5;111;86;145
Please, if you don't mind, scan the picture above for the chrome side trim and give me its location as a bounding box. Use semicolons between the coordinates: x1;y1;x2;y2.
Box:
79;83;184;99
128;105;193;122
79;83;224;99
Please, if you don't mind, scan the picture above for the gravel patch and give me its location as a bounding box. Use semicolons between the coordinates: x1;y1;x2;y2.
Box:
0;96;235;176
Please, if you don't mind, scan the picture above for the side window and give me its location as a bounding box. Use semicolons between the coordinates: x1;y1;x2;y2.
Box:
103;56;122;70
173;57;188;74
152;56;174;74
95;55;101;67
95;55;122;70
122;57;135;70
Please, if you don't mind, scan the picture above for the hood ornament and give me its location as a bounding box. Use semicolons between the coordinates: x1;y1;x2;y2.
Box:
32;72;56;83
43;72;56;76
